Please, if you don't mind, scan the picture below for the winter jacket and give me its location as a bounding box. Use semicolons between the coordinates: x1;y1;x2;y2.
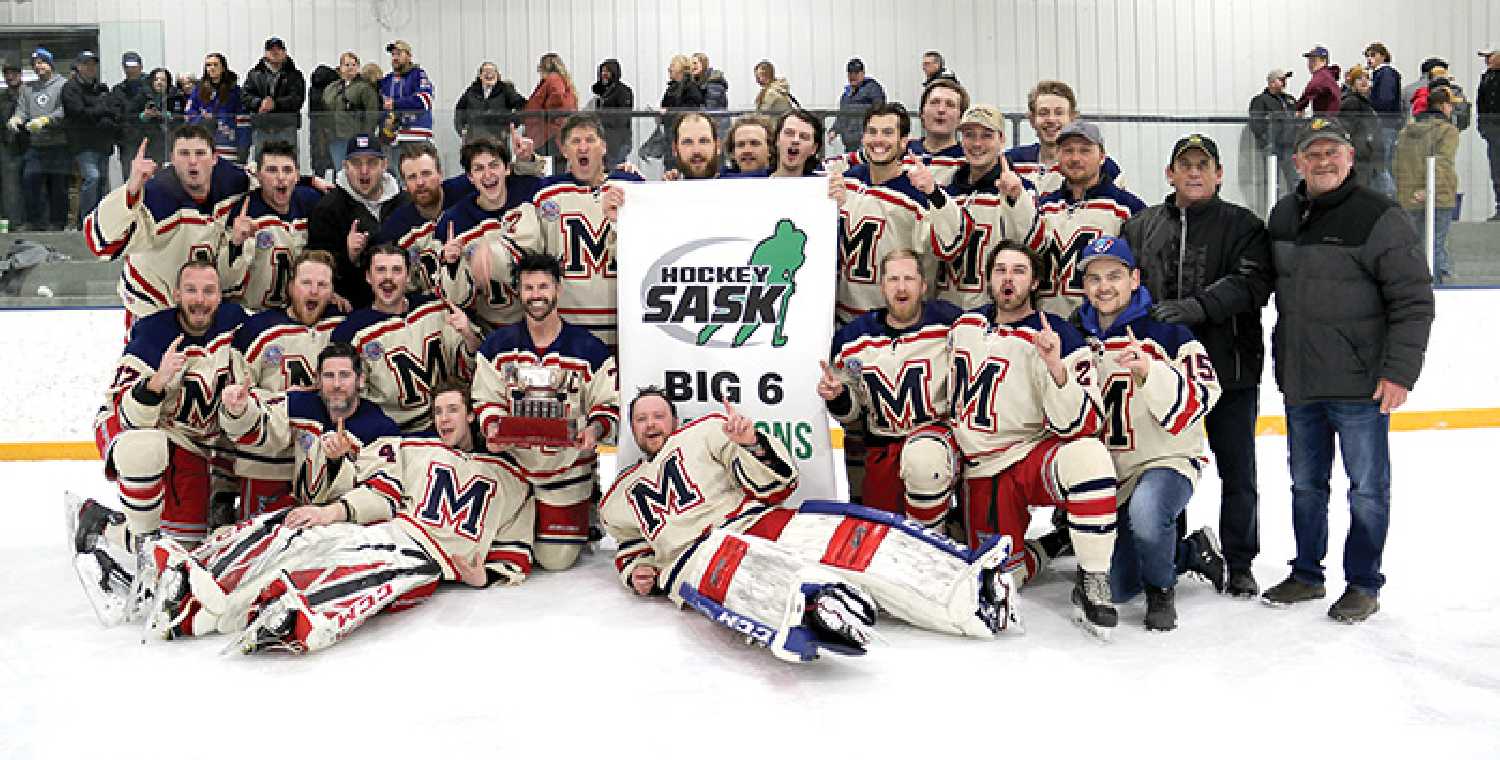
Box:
755;78;793;115
0;86;21;151
1267;174;1433;404
1248;89;1299;152
521;72;577;147
1368;63;1403;127
1120;195;1274;390
1393;110;1459;210
1294;64;1342;115
321;75;381;140
139;74;186;163
1479;68;1500;136
62;72;118;153
695;68;729;111
380;64;436;141
834;77;887;148
186;75;250;160
1412;80;1472;130
659;77;704;110
241;57;306;131
1340;90;1385;184
590;60;634;154
111;74;151;149
306;171;408;310
454;77;526;140
13;73;67;147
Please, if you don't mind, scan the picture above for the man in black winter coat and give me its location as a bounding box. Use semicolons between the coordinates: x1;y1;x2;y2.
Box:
1121;134;1274;598
1248;69;1300;198
454;61;527;144
110;51;150;187
62;51;118;227
242;37;306;158
307;135;408;309
1478;48;1500;221
592;59;634;167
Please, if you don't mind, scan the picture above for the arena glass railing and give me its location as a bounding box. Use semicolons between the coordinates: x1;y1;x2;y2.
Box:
0;107;1491;309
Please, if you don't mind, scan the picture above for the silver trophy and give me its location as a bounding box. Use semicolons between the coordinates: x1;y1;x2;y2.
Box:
490;365;576;447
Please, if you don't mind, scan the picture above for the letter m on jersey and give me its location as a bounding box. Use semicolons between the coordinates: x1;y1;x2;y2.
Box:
561;213;614;278
861;360;934;430
386;334;448;409
838;214;886;284
951;351;1009;432
417;464;496;540
628;450;704;540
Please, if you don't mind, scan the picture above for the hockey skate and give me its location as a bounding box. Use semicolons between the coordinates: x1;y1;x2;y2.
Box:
1071;568;1118;641
65;493;136;627
803;582;877;655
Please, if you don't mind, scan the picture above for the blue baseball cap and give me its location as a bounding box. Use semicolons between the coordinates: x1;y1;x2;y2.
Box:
1079;236;1136;271
1303;45;1330;59
32;48;54;65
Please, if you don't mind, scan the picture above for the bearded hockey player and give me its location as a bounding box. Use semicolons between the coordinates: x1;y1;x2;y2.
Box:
1071;237;1226;631
599;389;1018;664
946;241;1119;638
472;253;618;571
72;382;534;654
819;249;959;526
84;124;250;330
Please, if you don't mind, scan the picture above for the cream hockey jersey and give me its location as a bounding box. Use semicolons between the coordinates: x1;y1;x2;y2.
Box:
839;138;967;186
342;435;537;584
221;390;401;499
1073;297;1220;501
378;175;479;295
329;294;476;433
218;186;324;311
472;321;620;450
834;164;933;325
433;190;532;332
504;170;644;348
96;304;249;462
918;164;1047;310
946;306;1105;478
826;301;961;439
1034;180;1146;316
84;159;251;321
229;306;344;393
599;414;799;589
1003;143;1128;197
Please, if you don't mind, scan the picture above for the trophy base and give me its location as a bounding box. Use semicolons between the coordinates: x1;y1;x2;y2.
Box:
488;417;575;449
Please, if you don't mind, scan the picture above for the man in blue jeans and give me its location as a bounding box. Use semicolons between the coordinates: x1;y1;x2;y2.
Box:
1263;118;1435;623
1071;236;1227;631
62;51;118;228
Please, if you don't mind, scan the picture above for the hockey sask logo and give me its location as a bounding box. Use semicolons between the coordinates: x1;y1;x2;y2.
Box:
640;219;808;348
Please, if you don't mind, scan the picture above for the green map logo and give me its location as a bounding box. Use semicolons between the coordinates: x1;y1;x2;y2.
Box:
641;219;808;348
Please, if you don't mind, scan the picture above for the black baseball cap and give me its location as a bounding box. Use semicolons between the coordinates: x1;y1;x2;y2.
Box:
1295;117;1353;153
1170;133;1220;164
847;58;865;73
345;134;383;158
265;37;286;50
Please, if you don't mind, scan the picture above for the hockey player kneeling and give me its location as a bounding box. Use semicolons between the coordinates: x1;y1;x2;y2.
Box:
599;389;1019;664
70;382;535;654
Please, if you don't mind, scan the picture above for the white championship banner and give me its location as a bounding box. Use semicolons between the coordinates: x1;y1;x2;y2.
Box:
615;176;838;500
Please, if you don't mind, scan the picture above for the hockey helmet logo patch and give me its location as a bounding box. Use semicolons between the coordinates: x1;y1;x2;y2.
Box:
363;341;383;360
539;199;561;222
255;230;275;249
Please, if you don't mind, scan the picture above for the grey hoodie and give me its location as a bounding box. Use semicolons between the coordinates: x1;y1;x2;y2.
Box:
16;72;66;146
336;168;402;217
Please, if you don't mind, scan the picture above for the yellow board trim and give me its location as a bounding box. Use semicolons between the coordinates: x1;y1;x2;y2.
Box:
4;408;1497;461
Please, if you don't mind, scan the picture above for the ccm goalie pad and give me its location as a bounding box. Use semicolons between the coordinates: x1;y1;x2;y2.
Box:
669;529;877;663
743;500;1020;637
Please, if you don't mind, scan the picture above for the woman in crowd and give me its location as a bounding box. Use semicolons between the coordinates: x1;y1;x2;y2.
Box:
140;67;185;163
184;53;247;162
522;52;579;164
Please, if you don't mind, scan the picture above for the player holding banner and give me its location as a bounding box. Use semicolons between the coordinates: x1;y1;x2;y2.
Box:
946;241;1120;638
599;389;1018;664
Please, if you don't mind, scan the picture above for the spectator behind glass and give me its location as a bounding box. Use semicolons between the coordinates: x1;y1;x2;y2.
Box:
1340;65;1390;195
112;51;150;185
324;52;381;169
590;58;634;168
0;64;26;225
753;60;794;116
185;52;248;163
307;61;340;179
833;58;885;152
455;61;526;143
140;67;184;164
1394;87;1460;283
522;52;578;167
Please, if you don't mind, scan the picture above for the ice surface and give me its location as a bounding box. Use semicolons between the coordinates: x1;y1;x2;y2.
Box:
3;430;1499;758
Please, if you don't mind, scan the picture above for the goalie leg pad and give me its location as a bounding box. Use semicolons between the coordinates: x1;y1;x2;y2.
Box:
775;503;1016;638
670;529;875;663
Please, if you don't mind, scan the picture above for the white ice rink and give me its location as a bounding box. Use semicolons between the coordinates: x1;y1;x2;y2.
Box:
4;429;1499;759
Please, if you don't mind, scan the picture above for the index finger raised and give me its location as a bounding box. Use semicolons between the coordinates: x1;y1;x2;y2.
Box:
168;334;184;352
136;140;147;160
1038;310;1053;332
